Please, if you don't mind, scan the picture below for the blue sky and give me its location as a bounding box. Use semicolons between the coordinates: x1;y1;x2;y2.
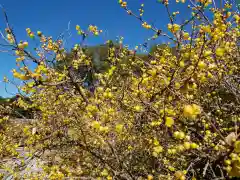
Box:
0;0;193;97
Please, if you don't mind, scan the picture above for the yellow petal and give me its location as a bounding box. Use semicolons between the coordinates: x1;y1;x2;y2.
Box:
165;117;174;127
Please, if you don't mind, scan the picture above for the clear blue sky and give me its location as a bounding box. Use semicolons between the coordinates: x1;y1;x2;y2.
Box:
0;0;192;97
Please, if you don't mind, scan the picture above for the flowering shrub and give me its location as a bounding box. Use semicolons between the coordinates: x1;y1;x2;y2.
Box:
0;0;240;179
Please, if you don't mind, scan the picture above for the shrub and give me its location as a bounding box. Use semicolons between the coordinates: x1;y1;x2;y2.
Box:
0;0;240;179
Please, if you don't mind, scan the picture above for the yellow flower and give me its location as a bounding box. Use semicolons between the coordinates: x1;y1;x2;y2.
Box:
76;25;80;31
167;24;172;31
198;61;206;69
13;71;31;81
168;24;180;33
183;105;194;117
175;171;185;180
234;15;240;21
23;41;28;48
91;121;101;129
178;131;185;139
16;56;25;62
107;176;112;180
19;75;31;81
168;166;175;171
121;1;127;7
183;32;189;40
142;22;151;29
37;31;42;36
175;82;181;89
183;104;201;119
184;142;191;150
147;175;153;180
115;124;124;133
134;105;143;112
153;145;163;154
101;169;108;176
179;60;185;67
3;76;8;82
18;43;25;49
204;50;212;57
190;143;198;149
165;117;174;127
192;104;201;114
29;32;34;38
173;24;180;32
26;28;31;34
202;25;211;33
216;48;225;57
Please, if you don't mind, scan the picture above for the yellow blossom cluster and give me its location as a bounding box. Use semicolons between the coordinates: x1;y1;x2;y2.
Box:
26;28;35;38
88;25;102;36
5;28;15;44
